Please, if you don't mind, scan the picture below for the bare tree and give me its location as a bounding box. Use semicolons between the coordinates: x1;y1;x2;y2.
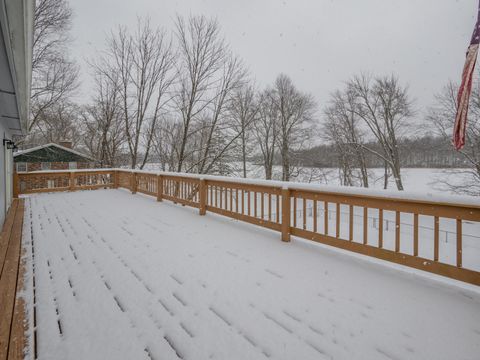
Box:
230;84;259;177
103;18;175;168
173;15;228;172
26;101;81;146
426;81;480;195
30;0;79;134
151;118;181;171
349;74;413;190
272;74;316;181
254;89;278;180
324;89;369;187
195;55;246;174
81;66;125;167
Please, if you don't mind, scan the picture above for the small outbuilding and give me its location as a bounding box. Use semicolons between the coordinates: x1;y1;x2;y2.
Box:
14;142;96;172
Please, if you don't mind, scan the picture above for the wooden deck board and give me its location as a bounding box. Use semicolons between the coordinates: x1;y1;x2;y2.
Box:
0;199;28;360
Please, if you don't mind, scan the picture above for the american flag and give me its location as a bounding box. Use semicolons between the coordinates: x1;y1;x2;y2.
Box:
453;2;480;150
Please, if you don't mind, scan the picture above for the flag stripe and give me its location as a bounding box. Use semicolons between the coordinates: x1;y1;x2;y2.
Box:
453;1;480;151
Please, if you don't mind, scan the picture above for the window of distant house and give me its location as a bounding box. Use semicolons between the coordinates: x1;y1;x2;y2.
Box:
69;162;77;169
16;162;27;172
41;162;51;170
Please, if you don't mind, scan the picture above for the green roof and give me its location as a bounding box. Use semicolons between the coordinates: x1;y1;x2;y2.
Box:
14;144;94;163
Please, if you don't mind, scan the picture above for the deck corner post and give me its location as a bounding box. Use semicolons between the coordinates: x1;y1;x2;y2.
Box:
157;174;163;202
131;172;137;194
13;171;19;198
113;170;119;189
69;171;75;191
199;178;207;215
281;187;291;242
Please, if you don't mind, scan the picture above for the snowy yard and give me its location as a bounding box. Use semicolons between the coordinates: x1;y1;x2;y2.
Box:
22;189;480;360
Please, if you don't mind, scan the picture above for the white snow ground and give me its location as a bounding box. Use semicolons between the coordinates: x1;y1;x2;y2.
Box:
22;189;480;360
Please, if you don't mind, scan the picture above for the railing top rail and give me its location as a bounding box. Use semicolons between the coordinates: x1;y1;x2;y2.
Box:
117;169;480;210
17;168;480;209
17;169;115;175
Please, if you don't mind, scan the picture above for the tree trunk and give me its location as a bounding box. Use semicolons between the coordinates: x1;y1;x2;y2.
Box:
383;161;389;189
241;128;247;178
281;141;289;181
391;163;404;191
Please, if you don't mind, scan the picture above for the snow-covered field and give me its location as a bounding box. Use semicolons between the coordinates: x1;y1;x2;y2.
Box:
142;163;476;196
22;189;480;360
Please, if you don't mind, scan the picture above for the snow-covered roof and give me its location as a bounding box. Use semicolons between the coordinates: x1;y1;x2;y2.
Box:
14;143;95;161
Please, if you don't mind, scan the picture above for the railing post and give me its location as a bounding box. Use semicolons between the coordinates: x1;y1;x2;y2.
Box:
157;175;163;202
113;170;119;189
281;187;291;242
199;179;207;215
69;172;75;191
131;172;137;194
13;171;19;198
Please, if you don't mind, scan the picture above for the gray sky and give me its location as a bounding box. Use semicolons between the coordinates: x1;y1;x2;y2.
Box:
70;0;478;118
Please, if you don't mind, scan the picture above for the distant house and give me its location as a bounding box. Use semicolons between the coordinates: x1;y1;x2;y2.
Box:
14;142;96;172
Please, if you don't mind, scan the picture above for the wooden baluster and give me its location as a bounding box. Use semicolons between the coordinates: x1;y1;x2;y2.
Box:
261;192;265;220
293;197;297;228
336;203;340;238
268;193;272;221
379;209;384;248
395;211;400;252
131;172;137;194
348;205;354;241
236;188;239;213
241;189;245;214
254;192;257;218
70;172;75;191
174;180;179;204
248;191;251;216
302;198;307;230
157;175;163;202
276;194;280;223
224;187;228;209
457;219;462;268
313;199;317;233
434;216;439;261
199;179;206;215
363;207;368;245
324;201;329;235
113;171;118;189
281;188;291;242
413;213;418;256
219;186;223;209
229;188;233;211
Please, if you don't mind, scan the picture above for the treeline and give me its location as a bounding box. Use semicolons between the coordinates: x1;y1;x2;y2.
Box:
298;136;469;168
22;0;480;195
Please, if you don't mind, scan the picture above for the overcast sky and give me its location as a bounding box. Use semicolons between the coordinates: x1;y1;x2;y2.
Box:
69;0;478;119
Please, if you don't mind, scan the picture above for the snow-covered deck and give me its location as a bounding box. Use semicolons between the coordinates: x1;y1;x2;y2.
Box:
23;189;480;360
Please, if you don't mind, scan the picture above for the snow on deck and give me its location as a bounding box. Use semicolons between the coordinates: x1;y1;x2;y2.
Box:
23;189;480;360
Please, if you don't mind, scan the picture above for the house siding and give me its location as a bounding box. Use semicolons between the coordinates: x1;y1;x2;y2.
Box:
25;161;92;171
14;144;96;173
1;122;13;225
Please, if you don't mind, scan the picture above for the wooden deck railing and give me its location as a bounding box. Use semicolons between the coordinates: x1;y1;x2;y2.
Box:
14;169;480;286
